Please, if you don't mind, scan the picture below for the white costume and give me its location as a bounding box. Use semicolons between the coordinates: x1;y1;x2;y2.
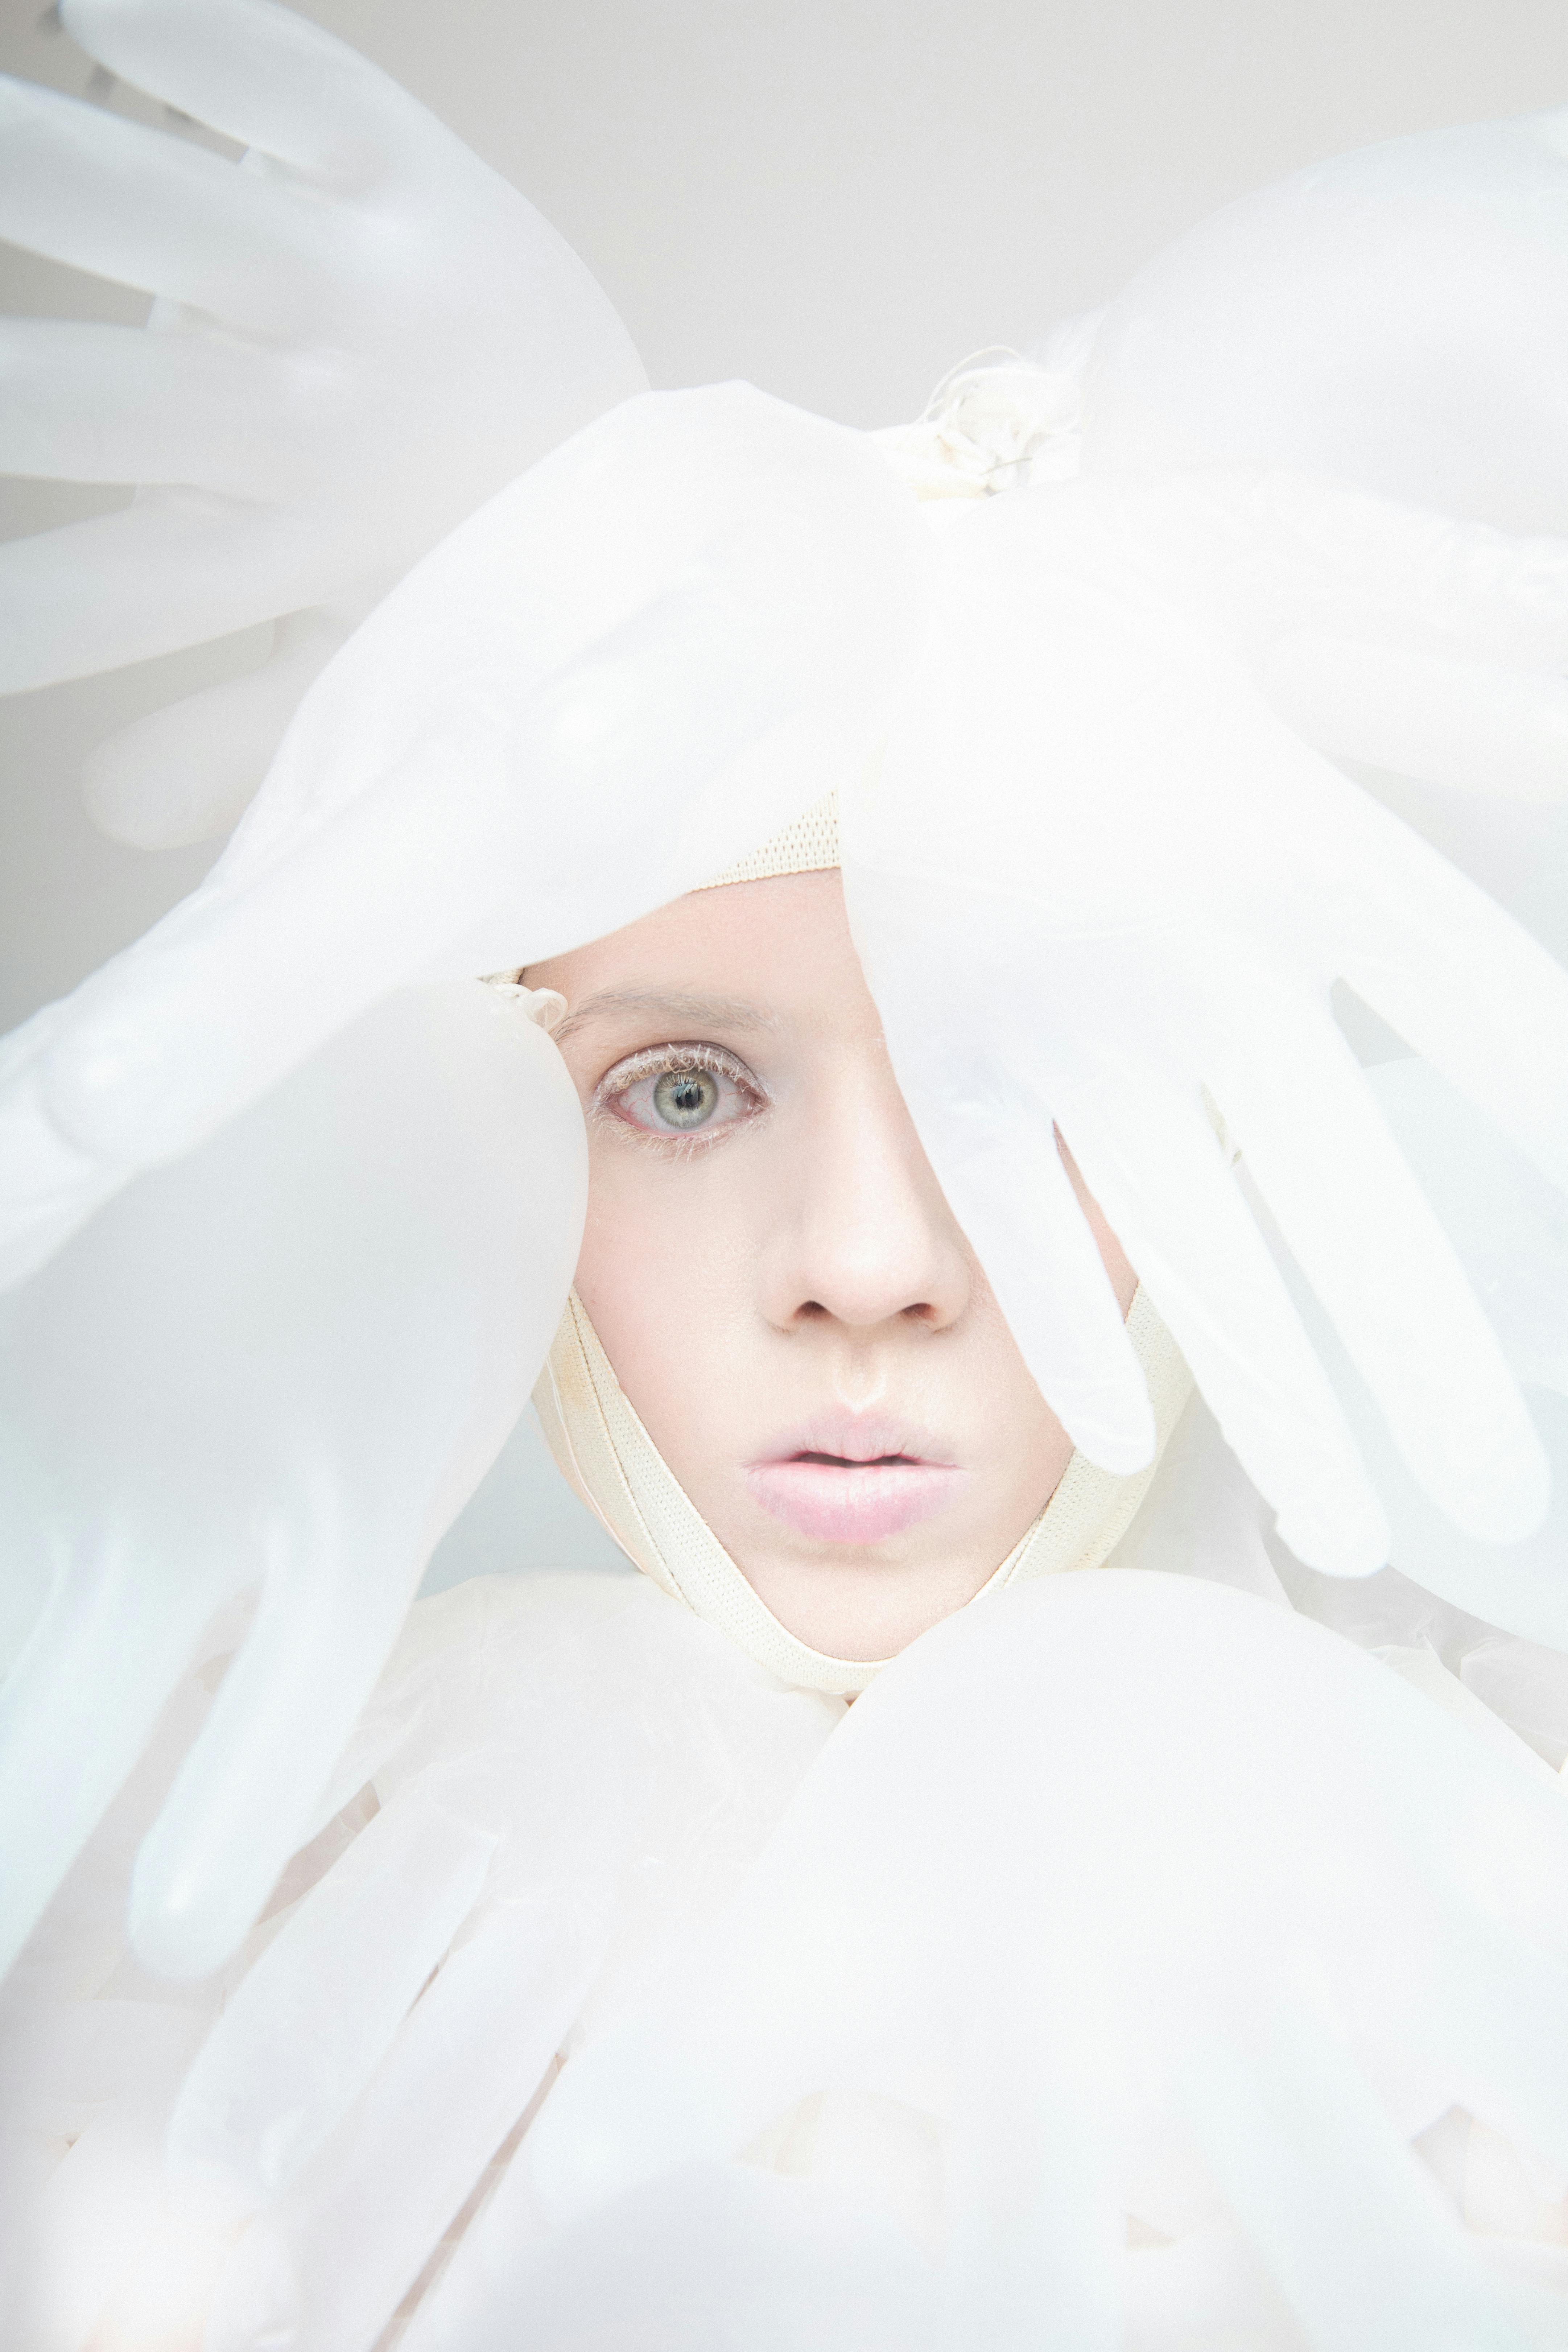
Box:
2;3;1568;2346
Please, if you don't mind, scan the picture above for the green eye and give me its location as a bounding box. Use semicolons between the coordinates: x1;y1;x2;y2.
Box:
653;1067;720;1129
598;1043;764;1143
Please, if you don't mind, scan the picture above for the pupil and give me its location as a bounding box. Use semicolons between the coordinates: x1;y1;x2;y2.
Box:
654;1068;718;1128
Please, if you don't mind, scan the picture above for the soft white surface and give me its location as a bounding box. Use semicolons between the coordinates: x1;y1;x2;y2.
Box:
9;1418;1568;2352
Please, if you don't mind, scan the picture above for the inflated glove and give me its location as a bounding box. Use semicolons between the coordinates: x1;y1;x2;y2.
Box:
0;380;931;1291
851;107;1568;1567
0;982;586;1985
0;0;645;844
20;1574;841;2352
1083;109;1568;539
1258;1053;1568;1647
4;1;1564;1575
0;371;927;2001
519;1572;1568;2352
844;466;1568;1580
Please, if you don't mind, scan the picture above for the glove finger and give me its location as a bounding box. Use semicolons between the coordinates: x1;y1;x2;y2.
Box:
112;991;583;1978
62;0;467;182
1204;987;1548;1543
1049;1075;1390;1575
0;1542;226;1987
910;1088;1152;1473
0;987;582;1978
0;499;358;695
82;610;351;849
206;1897;603;2352
119;1435;478;1989
1266;634;1568;803
1177;2007;1532;2352
1334;806;1568;1194
842;864;1154;1471
0;73;332;334
9;2092;187;2352
1250;1172;1568;1646
0;318;296;494
166;1778;498;2205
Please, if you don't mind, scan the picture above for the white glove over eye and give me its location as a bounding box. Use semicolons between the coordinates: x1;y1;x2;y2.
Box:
845;471;1568;1577
0;982;585;1985
522;1573;1568;2352
0;0;646;845
0;381;931;1290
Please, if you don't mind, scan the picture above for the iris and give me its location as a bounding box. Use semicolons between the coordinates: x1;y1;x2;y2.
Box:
653;1068;719;1128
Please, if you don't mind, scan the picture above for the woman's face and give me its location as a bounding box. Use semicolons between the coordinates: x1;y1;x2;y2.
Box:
527;871;1136;1660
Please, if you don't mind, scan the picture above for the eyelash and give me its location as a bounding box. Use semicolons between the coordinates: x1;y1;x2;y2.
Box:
591;1041;769;1148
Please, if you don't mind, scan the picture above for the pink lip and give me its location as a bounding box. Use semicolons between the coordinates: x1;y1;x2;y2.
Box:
746;1414;966;1546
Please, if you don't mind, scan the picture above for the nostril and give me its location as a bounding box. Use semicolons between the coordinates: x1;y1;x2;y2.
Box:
790;1297;940;1326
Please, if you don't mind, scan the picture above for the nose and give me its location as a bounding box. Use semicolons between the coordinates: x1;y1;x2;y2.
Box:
756;1056;973;1335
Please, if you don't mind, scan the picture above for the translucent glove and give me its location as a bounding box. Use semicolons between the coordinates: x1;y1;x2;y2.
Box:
1075;104;1568;988
0;981;586;1986
142;1577;841;2352
843;469;1568;1576
1083;110;1568;539
0;381;930;1290
523;1573;1568;2352
1260;1055;1568;1650
0;0;646;845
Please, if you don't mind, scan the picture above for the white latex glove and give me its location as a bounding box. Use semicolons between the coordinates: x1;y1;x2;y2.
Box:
0;381;931;1290
1257;1055;1568;1650
121;1576;839;2352
844;469;1568;1576
0;982;586;1986
0;0;646;846
1074;104;1568;987
1083;111;1568;541
521;1573;1568;2352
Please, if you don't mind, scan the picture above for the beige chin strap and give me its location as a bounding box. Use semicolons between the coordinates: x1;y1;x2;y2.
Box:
531;1287;1192;1698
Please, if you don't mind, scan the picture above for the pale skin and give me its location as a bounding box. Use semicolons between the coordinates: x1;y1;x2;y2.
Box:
527;870;1137;1661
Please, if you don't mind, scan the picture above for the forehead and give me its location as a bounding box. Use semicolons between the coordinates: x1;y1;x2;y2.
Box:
529;869;878;1043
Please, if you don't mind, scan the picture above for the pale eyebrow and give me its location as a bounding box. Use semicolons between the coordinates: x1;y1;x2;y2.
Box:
551;987;779;1046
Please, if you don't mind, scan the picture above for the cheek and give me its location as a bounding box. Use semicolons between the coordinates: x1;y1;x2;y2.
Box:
966;1277;1076;1471
570;1141;756;1460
